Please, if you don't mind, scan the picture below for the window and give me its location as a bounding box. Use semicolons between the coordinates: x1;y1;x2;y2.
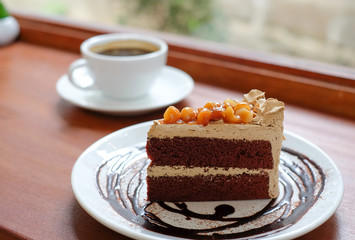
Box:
4;0;355;68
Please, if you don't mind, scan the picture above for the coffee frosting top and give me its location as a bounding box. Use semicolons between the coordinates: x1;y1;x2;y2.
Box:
149;89;284;140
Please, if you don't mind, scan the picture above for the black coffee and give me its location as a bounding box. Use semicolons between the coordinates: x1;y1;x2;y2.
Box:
91;39;160;57
97;48;153;56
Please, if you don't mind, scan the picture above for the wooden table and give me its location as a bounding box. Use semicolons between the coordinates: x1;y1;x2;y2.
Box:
1;14;355;240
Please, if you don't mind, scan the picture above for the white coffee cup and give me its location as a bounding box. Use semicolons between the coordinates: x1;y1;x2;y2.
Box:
68;33;168;99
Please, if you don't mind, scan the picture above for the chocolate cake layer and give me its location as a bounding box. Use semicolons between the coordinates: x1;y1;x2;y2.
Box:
147;174;270;201
146;137;273;169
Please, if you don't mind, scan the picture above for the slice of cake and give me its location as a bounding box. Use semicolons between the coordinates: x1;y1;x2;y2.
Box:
146;89;284;202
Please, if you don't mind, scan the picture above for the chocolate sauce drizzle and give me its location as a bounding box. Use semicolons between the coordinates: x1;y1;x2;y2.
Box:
96;143;326;239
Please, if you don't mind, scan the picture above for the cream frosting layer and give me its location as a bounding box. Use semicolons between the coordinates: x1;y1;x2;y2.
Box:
148;166;271;177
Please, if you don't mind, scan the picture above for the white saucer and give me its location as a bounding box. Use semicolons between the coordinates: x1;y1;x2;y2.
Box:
56;66;194;115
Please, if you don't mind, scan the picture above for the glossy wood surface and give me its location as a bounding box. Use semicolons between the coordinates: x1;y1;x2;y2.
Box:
0;36;354;239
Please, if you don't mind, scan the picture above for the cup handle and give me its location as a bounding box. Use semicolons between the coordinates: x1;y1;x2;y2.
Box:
68;58;95;90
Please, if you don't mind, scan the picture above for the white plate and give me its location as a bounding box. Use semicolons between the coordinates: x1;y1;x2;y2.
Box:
71;121;343;240
56;66;194;116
